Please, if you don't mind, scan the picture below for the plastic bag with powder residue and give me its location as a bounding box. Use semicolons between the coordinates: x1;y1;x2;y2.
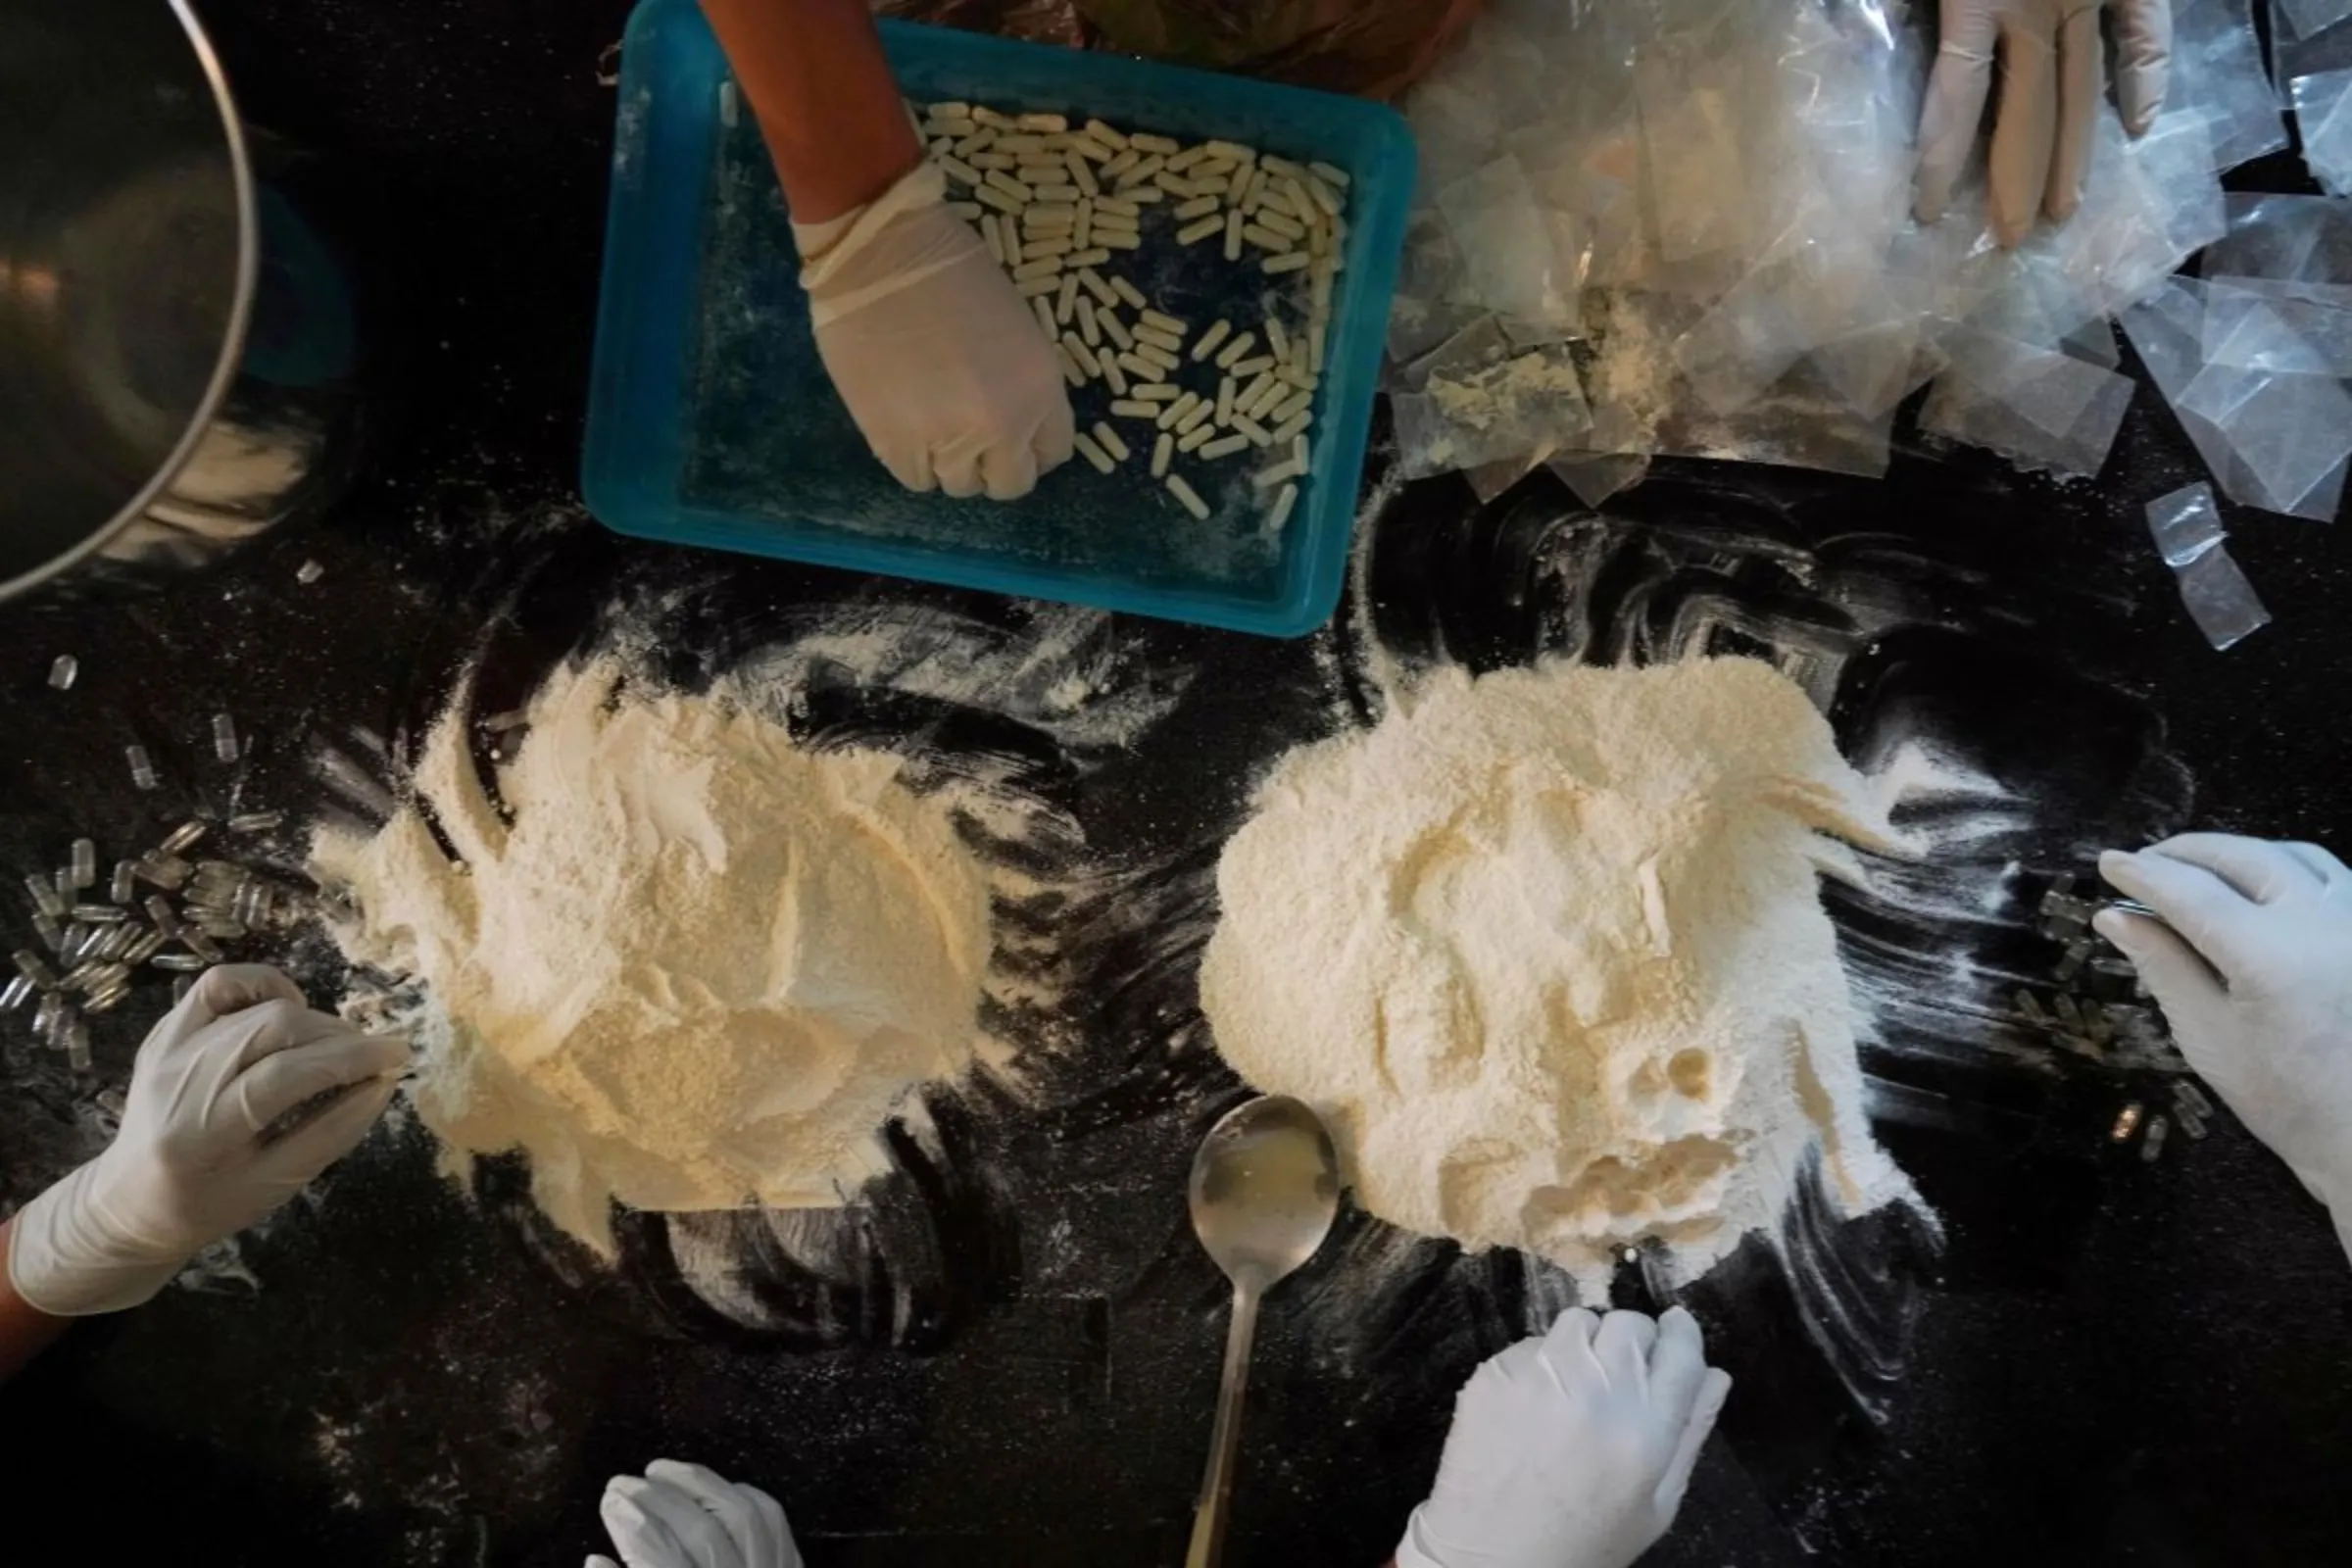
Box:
873;0;1486;99
1381;0;2238;494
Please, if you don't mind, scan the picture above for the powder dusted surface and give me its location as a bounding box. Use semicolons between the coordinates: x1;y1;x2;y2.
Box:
313;660;990;1255
1199;658;1917;1295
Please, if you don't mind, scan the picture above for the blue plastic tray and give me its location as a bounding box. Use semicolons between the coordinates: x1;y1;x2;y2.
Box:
584;2;1413;637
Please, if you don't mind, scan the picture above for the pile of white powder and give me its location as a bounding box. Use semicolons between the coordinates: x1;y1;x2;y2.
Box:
1199;657;1918;1295
313;658;990;1256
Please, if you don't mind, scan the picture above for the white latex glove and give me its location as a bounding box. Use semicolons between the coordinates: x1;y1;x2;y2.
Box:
5;965;406;1316
587;1459;801;1568
1396;1305;1733;1568
795;160;1075;500
1914;0;2173;246
2097;835;2352;1261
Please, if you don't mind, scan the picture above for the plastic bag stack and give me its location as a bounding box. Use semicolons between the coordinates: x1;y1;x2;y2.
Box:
1389;0;2282;502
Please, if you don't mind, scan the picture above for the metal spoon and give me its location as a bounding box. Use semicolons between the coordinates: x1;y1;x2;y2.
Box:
1184;1094;1342;1568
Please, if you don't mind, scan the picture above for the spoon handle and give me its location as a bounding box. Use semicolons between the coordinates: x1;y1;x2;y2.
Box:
1185;1280;1263;1568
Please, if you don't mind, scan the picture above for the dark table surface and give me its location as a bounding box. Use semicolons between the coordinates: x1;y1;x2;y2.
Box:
4;3;2351;1565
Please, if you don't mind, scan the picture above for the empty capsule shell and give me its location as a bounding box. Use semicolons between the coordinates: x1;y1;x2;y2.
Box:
24;874;65;920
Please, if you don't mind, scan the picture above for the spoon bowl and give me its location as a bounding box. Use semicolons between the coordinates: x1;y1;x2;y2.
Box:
1189;1094;1341;1283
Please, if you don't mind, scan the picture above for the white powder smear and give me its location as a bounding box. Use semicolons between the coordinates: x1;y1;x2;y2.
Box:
312;658;990;1256
1199;658;1921;1296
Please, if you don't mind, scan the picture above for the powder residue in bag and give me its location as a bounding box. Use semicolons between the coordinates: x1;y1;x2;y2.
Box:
313;658;990;1255
1199;658;1919;1295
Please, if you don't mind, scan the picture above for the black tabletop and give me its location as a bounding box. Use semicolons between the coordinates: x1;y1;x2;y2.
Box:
2;4;2349;1565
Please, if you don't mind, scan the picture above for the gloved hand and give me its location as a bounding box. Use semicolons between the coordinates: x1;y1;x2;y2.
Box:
1396;1305;1733;1568
588;1459;801;1568
5;965;407;1316
796;160;1075;500
2098;835;2352;1259
1914;0;2174;247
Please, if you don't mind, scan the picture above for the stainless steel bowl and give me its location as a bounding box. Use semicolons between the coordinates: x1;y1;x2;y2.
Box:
0;0;356;602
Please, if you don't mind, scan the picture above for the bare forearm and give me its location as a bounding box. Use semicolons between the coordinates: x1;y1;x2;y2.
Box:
0;1217;71;1382
700;0;924;222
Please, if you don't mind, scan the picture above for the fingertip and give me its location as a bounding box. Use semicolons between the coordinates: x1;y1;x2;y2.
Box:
879;443;936;495
2090;908;2181;976
1655;1362;1735;1517
985;447;1040;502
1597;1307;1660;1352
2121;74;2168;139
1039;410;1077;469
1480;1335;1546;1390
1911;152;1963;231
2283;841;2349;885
1695;1365;1734;1424
344;1032;413;1079
1549;1305;1599;1346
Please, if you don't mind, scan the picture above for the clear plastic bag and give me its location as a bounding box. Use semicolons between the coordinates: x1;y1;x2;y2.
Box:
2275;0;2352;45
2175;547;2272;651
2291;68;2352;195
2173;0;2289;172
1393;318;1590;479
1434;156;1581;330
1919;331;2135;480
2120;274;2352;520
2206;191;2352;281
2142;482;2271;651
1384;0;2221;490
2144;482;2228;567
2200;283;2352;375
